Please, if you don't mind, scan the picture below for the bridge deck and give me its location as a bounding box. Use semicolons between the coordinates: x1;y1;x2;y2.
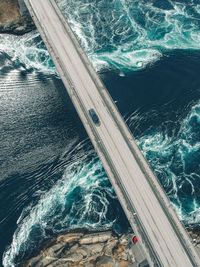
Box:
24;0;200;266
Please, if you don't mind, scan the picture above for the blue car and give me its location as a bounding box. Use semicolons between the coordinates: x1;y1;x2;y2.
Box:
89;108;100;125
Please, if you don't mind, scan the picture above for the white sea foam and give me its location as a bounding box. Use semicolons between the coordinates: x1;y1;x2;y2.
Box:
0;0;200;73
57;0;200;71
2;1;200;265
134;101;200;224
4;102;200;266
0;31;57;74
3;141;115;267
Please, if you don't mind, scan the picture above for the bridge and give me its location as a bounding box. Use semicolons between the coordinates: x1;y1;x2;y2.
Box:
24;0;200;266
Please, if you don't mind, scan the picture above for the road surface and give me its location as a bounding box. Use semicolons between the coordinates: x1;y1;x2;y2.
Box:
24;0;200;266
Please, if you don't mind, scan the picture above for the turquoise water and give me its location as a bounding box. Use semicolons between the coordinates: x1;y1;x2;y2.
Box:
1;0;200;266
1;0;200;73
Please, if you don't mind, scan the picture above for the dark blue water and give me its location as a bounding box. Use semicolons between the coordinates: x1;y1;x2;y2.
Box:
1;0;200;266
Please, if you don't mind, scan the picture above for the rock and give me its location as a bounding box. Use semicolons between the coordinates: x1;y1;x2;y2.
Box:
96;255;115;267
25;230;135;267
76;247;88;258
187;228;200;246
0;0;35;35
0;0;20;23
57;233;83;243
196;236;200;244
85;243;104;255
42;242;65;258
40;257;57;266
69;244;79;252
25;255;42;267
97;263;114;267
119;234;131;246
50;262;69;267
25;227;200;267
114;244;125;257
104;238;118;257
118;260;132;267
79;231;112;245
62;252;84;262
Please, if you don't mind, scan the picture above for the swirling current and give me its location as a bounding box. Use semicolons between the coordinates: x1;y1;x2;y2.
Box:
1;0;200;266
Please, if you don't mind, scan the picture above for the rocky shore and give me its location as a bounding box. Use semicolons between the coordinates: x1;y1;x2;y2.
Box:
0;0;35;35
24;227;200;267
25;231;137;267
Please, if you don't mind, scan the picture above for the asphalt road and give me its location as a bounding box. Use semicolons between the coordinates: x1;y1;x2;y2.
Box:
24;0;200;266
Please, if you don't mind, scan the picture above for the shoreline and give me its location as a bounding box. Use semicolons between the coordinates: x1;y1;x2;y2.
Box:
0;0;35;35
24;225;200;267
1;1;200;266
24;230;137;267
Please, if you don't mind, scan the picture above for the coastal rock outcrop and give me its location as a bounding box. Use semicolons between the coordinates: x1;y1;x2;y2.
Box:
24;227;200;267
25;231;136;267
0;0;35;35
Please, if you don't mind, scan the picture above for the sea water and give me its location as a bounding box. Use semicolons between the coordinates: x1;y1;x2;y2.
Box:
1;0;200;266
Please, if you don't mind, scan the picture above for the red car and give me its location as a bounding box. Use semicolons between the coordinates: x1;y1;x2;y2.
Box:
132;235;138;244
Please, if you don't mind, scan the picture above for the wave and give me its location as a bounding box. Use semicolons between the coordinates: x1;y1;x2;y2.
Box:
134;101;200;224
58;0;200;72
0;31;57;74
2;140;120;267
2;0;200;265
0;0;200;73
3;101;200;266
